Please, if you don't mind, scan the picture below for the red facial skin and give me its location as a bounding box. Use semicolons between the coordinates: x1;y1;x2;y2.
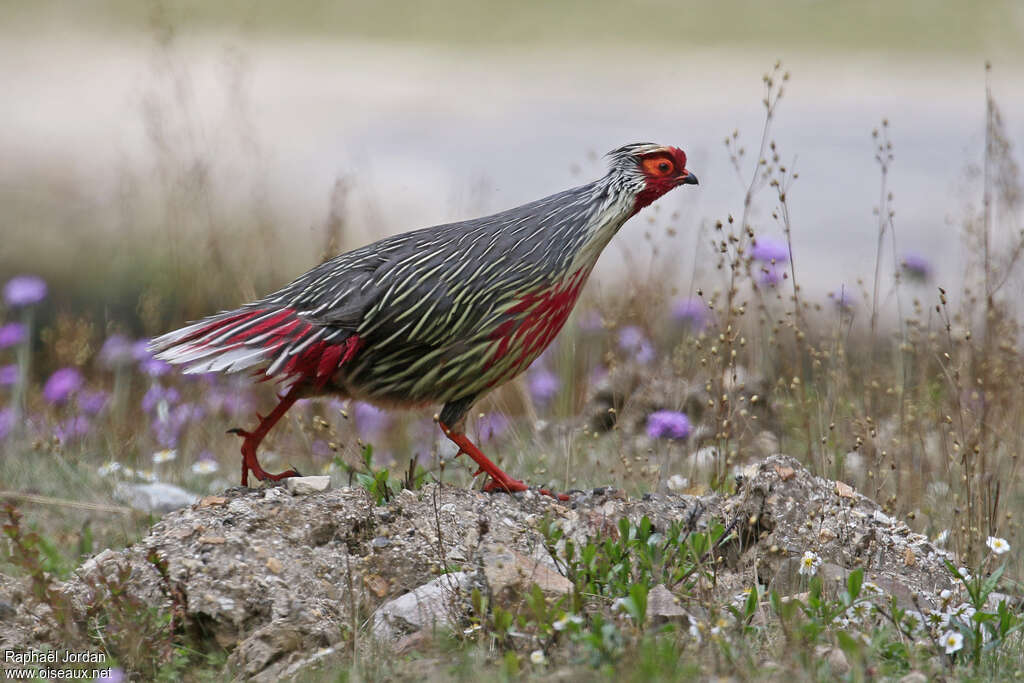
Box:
632;147;694;214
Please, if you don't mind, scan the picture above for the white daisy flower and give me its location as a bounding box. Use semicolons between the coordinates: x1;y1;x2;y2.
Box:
956;567;972;582
552;616;569;631
986;536;1010;555
798;550;822;576
951;603;976;622
152;449;178;464
902;610;925;633
942;630;963;654
191;459;219;474
530;650;546;665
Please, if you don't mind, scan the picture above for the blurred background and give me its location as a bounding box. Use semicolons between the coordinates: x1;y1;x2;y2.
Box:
2;1;1022;329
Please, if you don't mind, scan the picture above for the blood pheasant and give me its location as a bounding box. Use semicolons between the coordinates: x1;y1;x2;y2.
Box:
150;143;698;498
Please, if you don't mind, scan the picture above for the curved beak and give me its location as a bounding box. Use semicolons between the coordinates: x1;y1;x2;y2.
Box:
680;170;699;186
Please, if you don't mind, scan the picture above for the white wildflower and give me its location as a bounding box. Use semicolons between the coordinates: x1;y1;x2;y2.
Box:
462;624;481;636
568;614;584;625
934;529;950;547
956;566;972;582
862;581;883;595
138;469;158;483
666;474;689;492
530;650;546;665
191;459;219;474
846;601;874;621
925;609;945;629
951;603;976;622
902;611;925;634
97;461;122;477
152;449;177;464
689;621;702;643
941;630;963;654
798;550;822;576
986;536;1010;555
552;616;569;631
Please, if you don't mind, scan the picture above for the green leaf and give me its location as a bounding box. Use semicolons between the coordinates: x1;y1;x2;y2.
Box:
836;629;862;659
979;563;1005;604
846;568;863;602
744;587;759;619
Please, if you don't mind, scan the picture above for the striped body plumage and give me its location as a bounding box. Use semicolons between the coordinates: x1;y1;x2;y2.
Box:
151;143;698;496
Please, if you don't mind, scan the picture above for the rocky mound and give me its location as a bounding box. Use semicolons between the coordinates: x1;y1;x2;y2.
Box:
2;455;957;680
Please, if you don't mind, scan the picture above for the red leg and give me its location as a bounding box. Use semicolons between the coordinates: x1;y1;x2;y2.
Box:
439;422;569;501
228;384;304;486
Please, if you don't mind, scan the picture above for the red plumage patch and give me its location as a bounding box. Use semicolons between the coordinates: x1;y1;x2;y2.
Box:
487;268;588;381
283;334;363;387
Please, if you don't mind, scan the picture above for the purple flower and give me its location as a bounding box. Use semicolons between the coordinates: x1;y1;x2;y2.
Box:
3;275;47;307
759;266;783;287
142;384;180;413
78;389;109;416
0;408;13;440
131;339;151;361
43;367;83;404
672;297;709;330
354;402;389;438
141;357;171;377
618;326;655;364
751;238;789;264
95;668;125;683
131;339;172;376
477;413;509;443
205;387;252;417
646;410;692;440
528;368;560;405
311;439;332;459
55;415;91;442
901;253;931;281
0;322;26;349
151;402;204;446
98;334;134;367
0;365;17;386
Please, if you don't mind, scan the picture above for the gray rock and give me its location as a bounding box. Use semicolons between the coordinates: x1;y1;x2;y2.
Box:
898;673;928;683
371;572;473;641
0;455;966;680
284;475;331;495
113;482;197;514
815;645;850;676
647;584;693;625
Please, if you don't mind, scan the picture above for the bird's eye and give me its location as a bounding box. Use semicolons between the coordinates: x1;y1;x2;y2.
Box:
641;156;675;176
